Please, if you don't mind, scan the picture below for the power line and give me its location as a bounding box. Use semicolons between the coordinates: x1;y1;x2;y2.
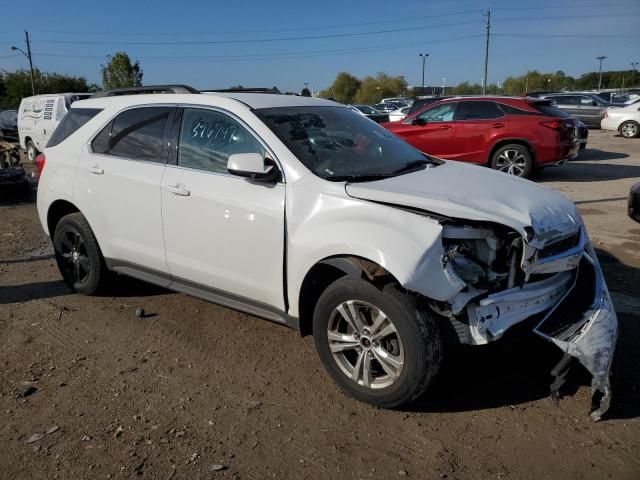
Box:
494;32;640;38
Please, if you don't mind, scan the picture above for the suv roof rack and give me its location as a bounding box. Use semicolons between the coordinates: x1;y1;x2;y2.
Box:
91;85;199;98
202;87;282;94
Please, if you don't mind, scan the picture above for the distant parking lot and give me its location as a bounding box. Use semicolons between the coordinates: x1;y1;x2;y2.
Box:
1;130;639;480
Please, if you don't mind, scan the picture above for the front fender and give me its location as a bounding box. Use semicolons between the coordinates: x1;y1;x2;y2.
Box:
286;184;464;317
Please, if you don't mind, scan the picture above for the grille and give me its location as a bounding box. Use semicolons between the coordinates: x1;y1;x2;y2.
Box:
537;232;581;259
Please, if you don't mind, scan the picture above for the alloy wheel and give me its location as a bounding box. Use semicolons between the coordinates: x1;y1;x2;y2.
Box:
58;227;91;285
495;149;527;176
327;300;404;389
621;122;638;138
27;144;36;162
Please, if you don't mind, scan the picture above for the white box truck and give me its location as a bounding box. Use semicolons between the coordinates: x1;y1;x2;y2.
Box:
18;93;92;161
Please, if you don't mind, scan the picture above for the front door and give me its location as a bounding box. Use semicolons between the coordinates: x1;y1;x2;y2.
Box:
394;102;459;158
161;107;286;309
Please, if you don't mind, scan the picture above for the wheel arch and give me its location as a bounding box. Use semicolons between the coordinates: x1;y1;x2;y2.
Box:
297;255;399;337
488;138;537;166
47;199;80;237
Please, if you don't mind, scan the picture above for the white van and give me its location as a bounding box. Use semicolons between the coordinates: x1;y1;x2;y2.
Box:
18;93;92;161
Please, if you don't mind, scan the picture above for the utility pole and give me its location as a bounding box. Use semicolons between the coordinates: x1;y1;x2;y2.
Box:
482;9;491;95
442;77;446;95
11;30;36;95
419;53;429;95
596;56;606;92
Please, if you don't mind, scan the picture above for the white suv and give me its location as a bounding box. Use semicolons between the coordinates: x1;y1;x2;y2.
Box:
37;86;618;419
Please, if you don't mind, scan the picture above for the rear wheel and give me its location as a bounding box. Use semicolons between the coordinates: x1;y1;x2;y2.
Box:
53;212;108;295
620;121;640;138
490;144;534;178
313;277;442;408
26;140;37;162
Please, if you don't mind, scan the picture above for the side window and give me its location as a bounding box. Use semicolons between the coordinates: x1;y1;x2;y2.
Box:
177;108;265;174
47;108;103;148
578;96;594;105
455;101;503;120
554;96;575;105
418;103;457;122
97;107;171;162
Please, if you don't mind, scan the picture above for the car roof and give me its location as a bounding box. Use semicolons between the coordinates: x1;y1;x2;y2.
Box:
71;92;340;111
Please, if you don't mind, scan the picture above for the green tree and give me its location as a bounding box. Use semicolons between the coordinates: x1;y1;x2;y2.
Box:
0;69;91;109
353;72;409;104
101;52;143;90
321;72;361;103
300;87;311;97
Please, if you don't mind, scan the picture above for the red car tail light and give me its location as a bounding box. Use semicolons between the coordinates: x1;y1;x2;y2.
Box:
539;120;564;131
35;153;46;179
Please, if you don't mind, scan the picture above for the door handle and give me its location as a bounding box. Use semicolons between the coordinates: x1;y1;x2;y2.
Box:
88;166;104;175
165;184;190;196
491;123;505;128
438;125;451;130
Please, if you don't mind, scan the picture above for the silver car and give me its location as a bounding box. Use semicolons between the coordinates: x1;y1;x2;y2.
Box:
540;93;610;127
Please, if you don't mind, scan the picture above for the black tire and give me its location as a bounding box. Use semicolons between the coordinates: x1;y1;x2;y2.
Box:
53;212;108;295
490;143;534;178
619;121;640;139
313;276;442;408
26;140;38;162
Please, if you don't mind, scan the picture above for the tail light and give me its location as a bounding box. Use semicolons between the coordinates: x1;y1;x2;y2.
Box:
603;111;608;118
539;120;564;131
35;153;46;179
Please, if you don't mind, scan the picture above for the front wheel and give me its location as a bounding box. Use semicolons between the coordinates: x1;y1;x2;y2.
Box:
313;277;442;408
490;144;534;178
26;140;38;163
620;121;640;138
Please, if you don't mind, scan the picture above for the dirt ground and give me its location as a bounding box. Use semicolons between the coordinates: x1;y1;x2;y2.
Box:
1;130;639;480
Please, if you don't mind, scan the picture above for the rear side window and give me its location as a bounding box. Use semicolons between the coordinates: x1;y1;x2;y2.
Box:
455;101;503;120
531;102;570;118
46;108;103;148
91;107;171;162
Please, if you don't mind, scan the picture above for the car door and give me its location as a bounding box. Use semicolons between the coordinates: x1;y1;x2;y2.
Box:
452;101;505;163
549;96;581;119
76;106;173;281
161;107;286;310
394;102;459;157
576;95;603;127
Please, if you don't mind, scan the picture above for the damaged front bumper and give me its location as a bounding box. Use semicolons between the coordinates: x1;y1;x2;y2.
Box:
461;237;618;420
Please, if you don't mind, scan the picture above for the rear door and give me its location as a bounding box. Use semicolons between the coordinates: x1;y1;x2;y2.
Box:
576;95;604;127
393;102;459;157
76;106;173;279
452;101;505;163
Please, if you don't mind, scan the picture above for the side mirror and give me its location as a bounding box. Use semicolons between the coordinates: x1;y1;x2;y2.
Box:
629;182;640;223
227;153;280;183
412;117;427;126
591;100;598;106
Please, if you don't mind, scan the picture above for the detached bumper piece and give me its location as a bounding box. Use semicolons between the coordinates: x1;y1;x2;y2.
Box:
534;248;618;421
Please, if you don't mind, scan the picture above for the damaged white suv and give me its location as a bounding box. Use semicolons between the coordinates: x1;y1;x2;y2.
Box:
37;86;618;420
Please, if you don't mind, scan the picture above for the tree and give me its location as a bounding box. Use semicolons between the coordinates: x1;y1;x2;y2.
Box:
101;52;143;90
300;87;311;97
321;72;361;103
0;69;91;109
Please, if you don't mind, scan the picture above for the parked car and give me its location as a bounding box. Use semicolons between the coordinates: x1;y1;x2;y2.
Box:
384;96;578;178
348;105;389;123
372;102;401;113
576;119;589;151
0;109;18;141
36;86;617;420
381;97;412;106
539;93;610;127
595;91;630;105
387;107;410;122
629;182;640;222
18;92;92;161
407;96;454;115
0;139;28;193
601;102;640;138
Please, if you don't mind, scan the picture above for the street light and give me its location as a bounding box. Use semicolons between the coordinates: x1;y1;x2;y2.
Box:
596;56;607;92
11;32;36;96
419;53;429;94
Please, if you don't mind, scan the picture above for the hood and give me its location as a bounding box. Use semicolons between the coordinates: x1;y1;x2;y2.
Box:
345;161;580;247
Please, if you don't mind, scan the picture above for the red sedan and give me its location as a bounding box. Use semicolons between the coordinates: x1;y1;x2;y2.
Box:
383;96;579;178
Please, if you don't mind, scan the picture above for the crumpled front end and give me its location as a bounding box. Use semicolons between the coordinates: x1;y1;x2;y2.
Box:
435;221;618;420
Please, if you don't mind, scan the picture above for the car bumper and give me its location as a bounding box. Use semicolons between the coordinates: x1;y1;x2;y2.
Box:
0;167;27;186
465;238;618;420
600;117;620;132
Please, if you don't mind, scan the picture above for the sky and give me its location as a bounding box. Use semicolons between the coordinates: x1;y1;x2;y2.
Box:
1;0;639;93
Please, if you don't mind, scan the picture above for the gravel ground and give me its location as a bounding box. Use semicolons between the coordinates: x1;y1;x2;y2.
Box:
1;130;639;480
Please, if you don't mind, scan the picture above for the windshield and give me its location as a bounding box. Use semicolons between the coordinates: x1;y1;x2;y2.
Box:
255;106;435;181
